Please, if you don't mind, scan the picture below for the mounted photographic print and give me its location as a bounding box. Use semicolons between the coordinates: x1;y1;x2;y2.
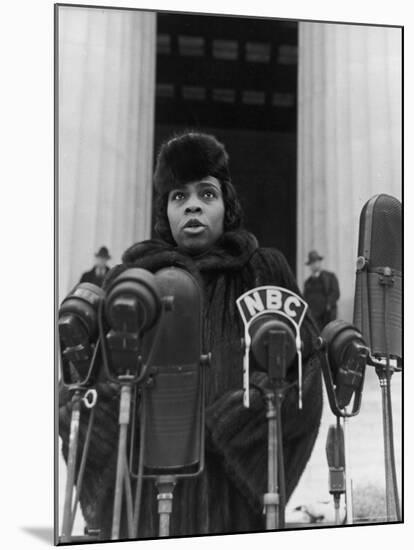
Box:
55;2;402;544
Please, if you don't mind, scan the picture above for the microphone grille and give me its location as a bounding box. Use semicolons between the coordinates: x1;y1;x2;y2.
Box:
358;194;402;271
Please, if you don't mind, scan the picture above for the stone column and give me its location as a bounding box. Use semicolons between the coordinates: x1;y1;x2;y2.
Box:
297;22;401;321
58;6;156;300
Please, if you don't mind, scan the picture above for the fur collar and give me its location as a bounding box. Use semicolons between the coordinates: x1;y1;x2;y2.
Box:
121;230;258;274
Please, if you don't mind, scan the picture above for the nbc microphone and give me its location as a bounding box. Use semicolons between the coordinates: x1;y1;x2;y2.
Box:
249;313;297;382
249;312;297;530
236;286;308;530
236;286;308;408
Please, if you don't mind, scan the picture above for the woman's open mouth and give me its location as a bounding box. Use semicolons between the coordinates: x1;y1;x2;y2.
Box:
182;219;206;235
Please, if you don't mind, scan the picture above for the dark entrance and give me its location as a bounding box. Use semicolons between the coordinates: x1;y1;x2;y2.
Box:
153;12;298;271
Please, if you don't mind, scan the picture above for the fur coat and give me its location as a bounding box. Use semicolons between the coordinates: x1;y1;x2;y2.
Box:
59;230;323;540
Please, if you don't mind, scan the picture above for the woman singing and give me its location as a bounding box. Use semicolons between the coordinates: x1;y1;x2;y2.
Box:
59;132;323;539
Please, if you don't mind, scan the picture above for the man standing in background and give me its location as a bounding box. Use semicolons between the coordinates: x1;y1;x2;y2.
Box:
303;250;340;330
79;246;111;287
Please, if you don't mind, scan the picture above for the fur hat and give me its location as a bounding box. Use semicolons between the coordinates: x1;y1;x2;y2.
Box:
153;132;231;195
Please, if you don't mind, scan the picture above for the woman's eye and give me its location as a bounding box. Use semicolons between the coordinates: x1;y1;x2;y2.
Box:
203;190;216;199
171;191;185;201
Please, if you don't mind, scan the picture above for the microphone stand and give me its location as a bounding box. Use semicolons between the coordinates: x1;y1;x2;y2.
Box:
60;338;100;544
373;267;401;522
317;326;368;526
143;352;208;538
61;390;82;543
101;270;208;540
341;410;354;525
326;419;346;526
370;354;401;522
111;378;135;540
156;476;177;537
61;387;98;542
377;365;400;522
263;388;285;530
262;329;288;530
98;305;142;541
99;297;169;540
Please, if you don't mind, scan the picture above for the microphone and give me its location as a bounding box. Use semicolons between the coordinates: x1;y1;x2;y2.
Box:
58;282;104;386
326;423;346;525
141;267;207;473
103;268;161;380
319;320;368;415
236;286;308;408
249;314;297;382
59;282;105;541
353;194;402;362
353;194;402;522
236;286;308;530
326;424;345;495
317;322;368;524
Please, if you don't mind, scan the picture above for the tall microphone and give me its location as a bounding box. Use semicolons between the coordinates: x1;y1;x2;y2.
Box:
353;194;402;522
141;267;206;473
353;194;402;362
136;267;208;539
101;267;162;540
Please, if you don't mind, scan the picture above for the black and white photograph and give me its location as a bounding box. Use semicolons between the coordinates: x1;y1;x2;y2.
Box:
1;1;409;549
55;2;403;545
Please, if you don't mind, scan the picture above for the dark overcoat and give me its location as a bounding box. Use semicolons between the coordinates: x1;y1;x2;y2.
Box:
59;231;323;540
303;270;340;329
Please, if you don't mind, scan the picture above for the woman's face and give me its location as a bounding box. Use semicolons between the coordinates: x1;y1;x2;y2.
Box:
167;176;225;255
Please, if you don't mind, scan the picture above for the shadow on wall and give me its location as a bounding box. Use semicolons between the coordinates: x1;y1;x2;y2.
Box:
20;527;53;544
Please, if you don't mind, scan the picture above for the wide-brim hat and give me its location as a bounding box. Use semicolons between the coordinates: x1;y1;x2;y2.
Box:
305;250;323;265
95;246;111;259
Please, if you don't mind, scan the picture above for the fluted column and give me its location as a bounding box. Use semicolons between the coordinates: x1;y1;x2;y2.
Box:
58;6;156;300
297;23;401;322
